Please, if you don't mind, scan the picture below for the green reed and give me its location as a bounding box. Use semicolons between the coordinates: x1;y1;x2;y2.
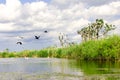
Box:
0;35;120;61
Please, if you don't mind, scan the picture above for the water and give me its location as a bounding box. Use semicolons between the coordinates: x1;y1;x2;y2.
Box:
0;58;120;80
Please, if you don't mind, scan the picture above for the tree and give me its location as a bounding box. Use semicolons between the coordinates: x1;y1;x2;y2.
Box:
58;33;69;47
95;19;104;39
103;23;116;36
5;48;9;53
77;19;116;42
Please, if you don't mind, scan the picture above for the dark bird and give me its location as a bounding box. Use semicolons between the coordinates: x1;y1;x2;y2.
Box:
35;36;40;39
44;30;48;33
16;42;22;45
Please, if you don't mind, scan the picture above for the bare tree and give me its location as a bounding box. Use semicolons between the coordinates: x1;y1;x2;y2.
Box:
58;33;69;47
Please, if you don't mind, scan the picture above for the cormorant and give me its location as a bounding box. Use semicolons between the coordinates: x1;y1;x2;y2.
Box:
35;36;40;39
16;42;22;45
44;30;48;33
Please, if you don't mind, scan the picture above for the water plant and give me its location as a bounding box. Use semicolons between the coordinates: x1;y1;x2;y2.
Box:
0;35;120;61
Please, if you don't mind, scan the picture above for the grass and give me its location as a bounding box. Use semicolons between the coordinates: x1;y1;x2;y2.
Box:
0;35;120;61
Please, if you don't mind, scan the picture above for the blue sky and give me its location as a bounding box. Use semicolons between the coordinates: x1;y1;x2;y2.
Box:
0;0;120;52
20;0;51;4
0;0;5;4
0;0;51;4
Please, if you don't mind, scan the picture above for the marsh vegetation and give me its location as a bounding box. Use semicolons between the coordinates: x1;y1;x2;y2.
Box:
0;35;120;61
0;19;120;61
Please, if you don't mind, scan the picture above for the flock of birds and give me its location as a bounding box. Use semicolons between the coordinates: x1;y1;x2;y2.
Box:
16;30;48;45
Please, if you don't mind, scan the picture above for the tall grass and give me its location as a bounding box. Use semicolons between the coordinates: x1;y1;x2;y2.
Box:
77;35;120;61
0;35;120;61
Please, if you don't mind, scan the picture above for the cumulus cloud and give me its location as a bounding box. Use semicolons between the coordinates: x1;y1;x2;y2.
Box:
51;0;80;9
79;0;119;6
0;0;120;51
0;22;15;31
0;0;21;21
88;1;120;16
89;5;117;16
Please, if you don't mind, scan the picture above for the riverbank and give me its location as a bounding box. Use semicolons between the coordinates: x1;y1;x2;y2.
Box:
0;35;120;61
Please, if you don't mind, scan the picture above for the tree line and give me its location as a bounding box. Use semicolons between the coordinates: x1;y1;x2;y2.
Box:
58;19;116;47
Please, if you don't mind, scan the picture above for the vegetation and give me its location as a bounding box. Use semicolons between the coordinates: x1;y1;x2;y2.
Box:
0;35;120;61
77;19;115;42
0;19;119;61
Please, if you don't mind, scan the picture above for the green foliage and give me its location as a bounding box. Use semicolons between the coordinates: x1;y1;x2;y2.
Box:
1;52;8;58
0;35;120;61
37;49;48;57
79;35;120;61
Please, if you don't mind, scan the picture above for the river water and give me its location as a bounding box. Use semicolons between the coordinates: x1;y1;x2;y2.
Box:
0;58;120;80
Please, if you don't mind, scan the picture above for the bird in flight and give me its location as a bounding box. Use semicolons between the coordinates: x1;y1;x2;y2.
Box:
16;42;22;45
35;36;40;39
44;30;48;33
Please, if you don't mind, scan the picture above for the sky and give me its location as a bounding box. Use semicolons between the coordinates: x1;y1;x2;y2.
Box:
0;0;120;52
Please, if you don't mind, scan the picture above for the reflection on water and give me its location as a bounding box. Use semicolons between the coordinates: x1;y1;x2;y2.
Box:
73;61;120;80
0;58;120;80
0;58;83;80
0;58;83;74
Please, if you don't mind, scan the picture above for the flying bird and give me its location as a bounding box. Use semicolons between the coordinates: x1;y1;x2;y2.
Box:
44;30;48;33
16;42;22;45
35;36;40;39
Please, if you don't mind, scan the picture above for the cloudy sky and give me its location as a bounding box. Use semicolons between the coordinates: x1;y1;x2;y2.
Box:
0;0;120;51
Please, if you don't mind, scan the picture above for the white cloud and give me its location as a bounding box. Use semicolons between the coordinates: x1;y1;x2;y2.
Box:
67;19;90;32
28;1;48;14
0;0;21;21
0;0;120;51
110;1;120;8
87;1;120;17
51;0;68;5
0;22;15;31
89;5;117;16
112;20;120;26
51;0;79;5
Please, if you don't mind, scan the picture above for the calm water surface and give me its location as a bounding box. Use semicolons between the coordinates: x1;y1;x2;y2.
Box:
0;58;120;80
